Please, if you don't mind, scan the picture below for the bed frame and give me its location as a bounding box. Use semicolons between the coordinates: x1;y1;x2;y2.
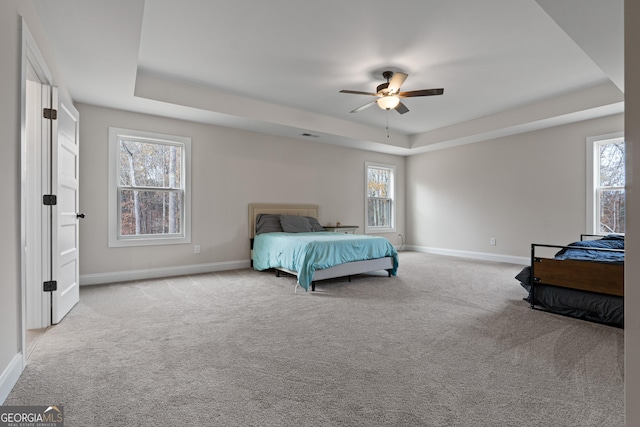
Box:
530;246;624;298
529;235;624;311
248;203;395;291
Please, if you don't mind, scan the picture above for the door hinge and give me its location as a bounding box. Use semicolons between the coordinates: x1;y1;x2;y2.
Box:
43;108;57;120
43;281;57;292
43;194;57;205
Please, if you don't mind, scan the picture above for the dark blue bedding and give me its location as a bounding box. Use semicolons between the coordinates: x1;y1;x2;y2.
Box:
554;234;624;263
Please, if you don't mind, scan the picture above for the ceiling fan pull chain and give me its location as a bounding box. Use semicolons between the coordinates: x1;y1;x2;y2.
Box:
386;111;390;138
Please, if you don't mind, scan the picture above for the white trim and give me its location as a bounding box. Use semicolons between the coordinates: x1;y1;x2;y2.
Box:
586;132;624;234
19;18;55;375
79;260;251;286
108;127;192;247
365;162;396;234
406;245;529;265
0;353;24;404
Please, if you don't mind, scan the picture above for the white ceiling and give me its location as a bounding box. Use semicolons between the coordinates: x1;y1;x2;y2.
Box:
33;0;624;156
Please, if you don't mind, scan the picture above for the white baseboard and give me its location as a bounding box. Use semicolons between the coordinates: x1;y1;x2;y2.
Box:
80;259;251;286
79;248;528;286
0;353;23;404
405;245;529;265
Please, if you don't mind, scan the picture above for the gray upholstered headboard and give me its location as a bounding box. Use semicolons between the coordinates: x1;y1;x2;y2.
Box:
248;203;319;238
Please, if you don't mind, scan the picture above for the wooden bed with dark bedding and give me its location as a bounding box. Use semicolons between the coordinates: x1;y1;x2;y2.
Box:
516;234;624;327
249;203;398;292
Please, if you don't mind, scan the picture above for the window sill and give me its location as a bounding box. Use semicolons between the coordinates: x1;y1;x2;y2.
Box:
365;227;396;235
108;235;191;248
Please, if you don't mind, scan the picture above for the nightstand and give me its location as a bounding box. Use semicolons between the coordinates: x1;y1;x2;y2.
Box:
323;225;359;234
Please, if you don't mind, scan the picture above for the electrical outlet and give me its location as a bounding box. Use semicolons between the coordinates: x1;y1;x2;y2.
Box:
490;237;496;246
194;244;201;254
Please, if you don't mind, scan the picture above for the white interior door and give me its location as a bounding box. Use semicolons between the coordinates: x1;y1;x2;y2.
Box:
51;92;80;324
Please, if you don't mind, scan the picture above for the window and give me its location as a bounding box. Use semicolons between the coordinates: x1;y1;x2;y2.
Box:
587;133;625;235
365;162;396;233
108;127;191;247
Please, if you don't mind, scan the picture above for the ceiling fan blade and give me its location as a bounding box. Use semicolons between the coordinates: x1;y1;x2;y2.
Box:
387;72;408;93
398;88;444;98
350;100;377;113
395;102;409;114
340;89;380;96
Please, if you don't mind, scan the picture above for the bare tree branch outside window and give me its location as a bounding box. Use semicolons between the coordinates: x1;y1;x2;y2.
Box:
119;139;183;236
598;140;625;234
367;165;393;228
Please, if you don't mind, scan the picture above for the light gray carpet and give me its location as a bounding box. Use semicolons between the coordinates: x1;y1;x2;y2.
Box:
5;252;624;426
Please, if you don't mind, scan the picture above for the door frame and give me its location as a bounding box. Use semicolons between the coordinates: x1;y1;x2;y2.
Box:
20;19;54;368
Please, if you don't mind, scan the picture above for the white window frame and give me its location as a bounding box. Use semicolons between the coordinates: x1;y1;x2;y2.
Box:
108;127;191;247
586;132;625;235
365;162;396;234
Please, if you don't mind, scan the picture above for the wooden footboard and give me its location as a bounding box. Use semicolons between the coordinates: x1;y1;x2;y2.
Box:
532;258;623;296
531;243;624;297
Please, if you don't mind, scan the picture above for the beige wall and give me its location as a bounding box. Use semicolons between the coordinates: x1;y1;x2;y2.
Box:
406;114;624;258
0;0;23;390
77;103;405;278
625;0;640;424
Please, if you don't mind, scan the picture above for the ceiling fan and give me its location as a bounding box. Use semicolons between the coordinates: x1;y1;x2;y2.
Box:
340;71;444;114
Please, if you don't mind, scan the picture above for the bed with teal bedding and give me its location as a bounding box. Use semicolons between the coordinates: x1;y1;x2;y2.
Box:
253;232;399;291
248;203;398;292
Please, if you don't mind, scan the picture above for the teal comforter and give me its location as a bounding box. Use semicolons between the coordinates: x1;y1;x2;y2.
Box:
253;232;398;291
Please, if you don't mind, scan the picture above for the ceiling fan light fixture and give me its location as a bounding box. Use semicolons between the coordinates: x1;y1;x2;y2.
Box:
340;71;443;115
377;95;400;110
